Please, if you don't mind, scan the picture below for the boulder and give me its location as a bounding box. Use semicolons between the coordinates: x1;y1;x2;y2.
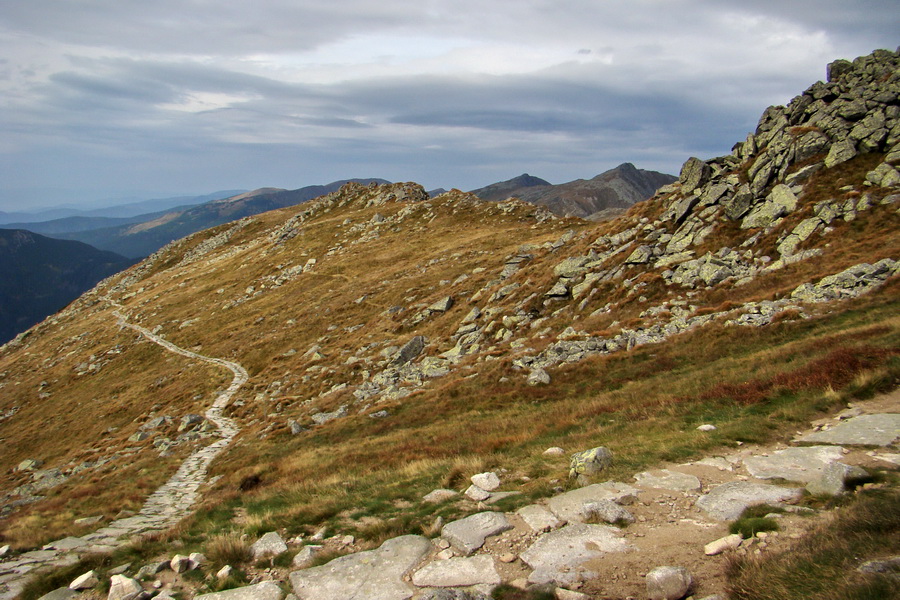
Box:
392;336;426;366
194;582;284;600
470;472;501;492
569;447;613;481
441;512;512;555
69;570;99;590
516;504;565;532
292;544;324;569
582;499;634;525
646;566;693;600
250;531;288;559
411;555;501;587
743;446;845;483
170;554;192;573
824;138;858;168
679;157;711;194
290;535;431;600
107;575;143;600
547;482;639;523
464;484;491;502
806;462;870;496
527;368;550;386
695;481;804;521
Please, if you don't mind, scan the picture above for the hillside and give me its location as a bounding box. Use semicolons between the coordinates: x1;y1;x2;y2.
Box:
471;163;676;219
0;49;899;600
57;179;389;258
0;230;135;344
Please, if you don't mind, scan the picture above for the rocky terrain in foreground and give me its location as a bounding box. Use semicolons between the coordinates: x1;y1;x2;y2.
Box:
0;49;899;600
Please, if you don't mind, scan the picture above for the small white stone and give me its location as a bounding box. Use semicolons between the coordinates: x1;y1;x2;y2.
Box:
464;484;492;502
697;424;717;432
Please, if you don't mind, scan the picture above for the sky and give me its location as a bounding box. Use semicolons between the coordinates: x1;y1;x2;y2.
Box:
1;1;898;211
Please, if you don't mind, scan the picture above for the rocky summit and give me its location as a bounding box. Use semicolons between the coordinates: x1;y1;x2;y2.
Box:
0;49;899;600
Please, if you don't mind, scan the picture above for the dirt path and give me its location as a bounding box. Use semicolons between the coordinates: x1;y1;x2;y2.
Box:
0;303;248;599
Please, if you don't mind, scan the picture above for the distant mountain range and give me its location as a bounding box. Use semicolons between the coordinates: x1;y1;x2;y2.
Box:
0;190;246;225
470;163;676;220
49;179;389;258
0;229;135;344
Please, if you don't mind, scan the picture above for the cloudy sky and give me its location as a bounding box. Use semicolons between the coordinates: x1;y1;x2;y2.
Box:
1;1;897;210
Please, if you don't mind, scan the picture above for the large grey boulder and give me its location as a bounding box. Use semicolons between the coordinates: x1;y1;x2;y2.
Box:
290;535;431;600
520;523;631;585
250;532;288;559
547;482;639;523
824;138;858;168
743;446;845;483
441;512;512;555
796;414;900;447
646;566;693;600
194;582;284;600
679;157;711;194
411;555;500;588
695;481;804;521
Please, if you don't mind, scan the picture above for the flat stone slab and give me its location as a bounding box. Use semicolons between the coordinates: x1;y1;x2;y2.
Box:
194;582;284;600
37;588;79;600
695;481;804;521
633;469;702;492
43;537;88;551
516;504;565;533
520;523;632;585
290;535;431;600
547;482;639;523
441;512;512;556
411;555;500;588
796;414;900;447
744;446;845;483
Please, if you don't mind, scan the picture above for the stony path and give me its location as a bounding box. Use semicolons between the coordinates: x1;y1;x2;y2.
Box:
0;304;247;599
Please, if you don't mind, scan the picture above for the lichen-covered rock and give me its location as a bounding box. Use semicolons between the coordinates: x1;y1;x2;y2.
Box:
679;157;711;194
569;447;613;481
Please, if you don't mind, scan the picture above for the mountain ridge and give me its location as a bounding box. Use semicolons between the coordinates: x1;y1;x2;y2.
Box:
471;163;676;220
0;48;899;599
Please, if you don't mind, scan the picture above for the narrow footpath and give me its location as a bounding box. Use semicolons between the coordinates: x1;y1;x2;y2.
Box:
0;303;247;599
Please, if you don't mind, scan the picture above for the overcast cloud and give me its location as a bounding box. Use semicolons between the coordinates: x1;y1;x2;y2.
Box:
1;0;897;210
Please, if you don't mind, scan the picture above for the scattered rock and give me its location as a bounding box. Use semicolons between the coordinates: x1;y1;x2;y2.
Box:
543;447;565;457
646;566;693;600
441;512;512;556
703;534;743;556
69;570;99;590
697;424;717;432
251;531;288;559
470;472;501;492
464;484;492;502
170;554;192;573
217;565;234;579
743;446;846;483
292;545;324;569
548;482;640;524
527;368;551;386
516;504;565;533
582;499;635;525
107;575;143;600
38;589;79;600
